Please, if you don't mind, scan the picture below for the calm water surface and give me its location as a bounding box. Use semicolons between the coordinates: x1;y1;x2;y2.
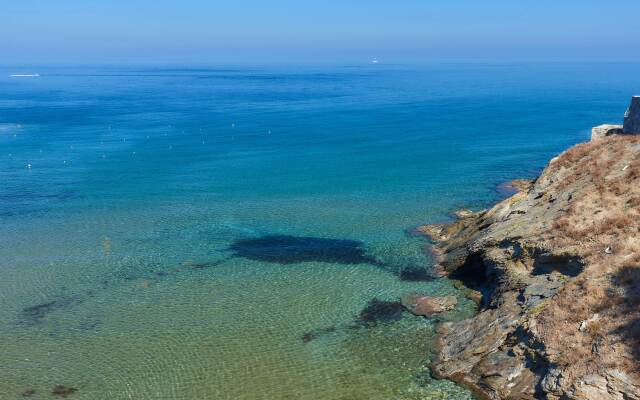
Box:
0;63;638;399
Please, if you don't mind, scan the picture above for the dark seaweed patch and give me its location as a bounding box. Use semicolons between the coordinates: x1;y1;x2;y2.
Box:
190;262;214;270
52;385;77;398
228;235;379;265
301;331;315;343
399;266;433;282
186;257;232;270
22;301;58;321
355;298;405;326
301;325;337;343
77;317;100;331
21;389;36;397
20;295;84;325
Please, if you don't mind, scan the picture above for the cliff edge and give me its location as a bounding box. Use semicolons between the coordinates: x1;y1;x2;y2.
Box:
420;135;640;399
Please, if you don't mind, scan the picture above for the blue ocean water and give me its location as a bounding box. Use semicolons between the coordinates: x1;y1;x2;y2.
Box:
0;63;638;399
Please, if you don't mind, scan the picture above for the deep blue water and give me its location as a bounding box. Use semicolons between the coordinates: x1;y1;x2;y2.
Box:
0;63;638;399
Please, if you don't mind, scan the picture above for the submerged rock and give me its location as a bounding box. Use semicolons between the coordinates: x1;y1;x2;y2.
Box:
401;294;457;317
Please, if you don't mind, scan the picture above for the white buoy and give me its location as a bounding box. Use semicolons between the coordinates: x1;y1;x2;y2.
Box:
27;163;32;169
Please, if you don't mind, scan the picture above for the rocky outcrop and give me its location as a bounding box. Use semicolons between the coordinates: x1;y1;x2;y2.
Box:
624;96;640;134
592;124;623;140
421;135;640;399
401;293;457;316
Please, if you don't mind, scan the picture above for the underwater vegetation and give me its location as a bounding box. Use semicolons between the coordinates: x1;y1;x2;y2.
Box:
355;298;406;326
398;266;433;282
52;385;78;398
183;258;232;270
301;325;338;343
302;295;418;343
229;234;434;281
20;294;85;325
22;301;58;321
228;235;380;265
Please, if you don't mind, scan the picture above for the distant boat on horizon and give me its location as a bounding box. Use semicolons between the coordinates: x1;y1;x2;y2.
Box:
10;73;40;77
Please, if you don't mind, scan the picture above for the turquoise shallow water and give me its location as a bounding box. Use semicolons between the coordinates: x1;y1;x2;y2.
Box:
1;63;639;399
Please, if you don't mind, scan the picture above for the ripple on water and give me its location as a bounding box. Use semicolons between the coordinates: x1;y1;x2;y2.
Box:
2;253;475;399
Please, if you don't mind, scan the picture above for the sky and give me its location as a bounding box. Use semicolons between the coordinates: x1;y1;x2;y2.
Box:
2;0;640;64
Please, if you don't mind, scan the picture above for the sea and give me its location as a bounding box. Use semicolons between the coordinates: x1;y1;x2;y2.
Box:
0;62;638;399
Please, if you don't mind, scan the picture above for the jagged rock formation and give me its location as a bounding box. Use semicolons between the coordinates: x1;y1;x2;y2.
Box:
624;96;640;134
421;136;640;399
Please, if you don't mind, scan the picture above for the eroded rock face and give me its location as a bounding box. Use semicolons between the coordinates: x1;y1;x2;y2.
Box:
421;136;640;399
624;96;640;134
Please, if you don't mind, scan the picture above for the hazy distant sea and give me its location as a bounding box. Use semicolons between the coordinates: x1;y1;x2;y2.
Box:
0;63;637;399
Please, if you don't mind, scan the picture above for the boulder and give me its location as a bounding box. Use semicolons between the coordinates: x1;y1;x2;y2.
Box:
623;96;640;134
591;124;623;141
401;293;457;316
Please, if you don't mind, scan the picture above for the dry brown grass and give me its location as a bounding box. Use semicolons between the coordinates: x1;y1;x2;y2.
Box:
533;135;640;380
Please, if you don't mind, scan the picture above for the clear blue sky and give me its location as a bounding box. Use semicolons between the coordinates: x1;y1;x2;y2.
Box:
3;0;640;64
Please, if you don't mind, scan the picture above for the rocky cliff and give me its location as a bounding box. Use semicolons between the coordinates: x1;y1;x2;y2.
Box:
420;135;640;399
